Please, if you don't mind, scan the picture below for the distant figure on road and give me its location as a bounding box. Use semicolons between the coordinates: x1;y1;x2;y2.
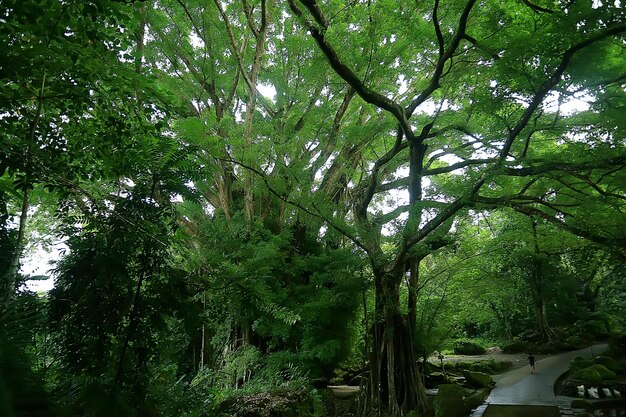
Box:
528;353;536;374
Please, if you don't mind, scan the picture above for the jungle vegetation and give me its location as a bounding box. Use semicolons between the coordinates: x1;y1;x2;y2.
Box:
1;0;625;416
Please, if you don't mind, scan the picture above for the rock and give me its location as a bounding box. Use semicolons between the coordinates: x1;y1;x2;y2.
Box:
464;388;489;410
593;356;621;373
602;388;612;398
427;372;447;386
487;346;502;354
571;364;617;382
570;356;594;371
434;384;467;417
587;387;599;399
462;370;493;388
571;398;591;409
437;384;466;398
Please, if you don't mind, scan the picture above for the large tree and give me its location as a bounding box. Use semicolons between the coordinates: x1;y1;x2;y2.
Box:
280;1;626;414
143;0;625;414
3;1;625;416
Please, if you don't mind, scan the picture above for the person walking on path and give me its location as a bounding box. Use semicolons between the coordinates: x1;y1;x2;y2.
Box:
528;353;536;374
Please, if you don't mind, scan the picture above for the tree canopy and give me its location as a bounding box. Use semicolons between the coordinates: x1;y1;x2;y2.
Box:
1;1;625;416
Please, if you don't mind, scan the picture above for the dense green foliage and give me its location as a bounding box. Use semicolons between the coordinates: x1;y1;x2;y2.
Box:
1;0;625;416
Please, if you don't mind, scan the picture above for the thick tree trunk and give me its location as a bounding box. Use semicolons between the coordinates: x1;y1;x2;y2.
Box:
530;221;554;342
407;257;419;332
536;299;554;342
364;269;430;417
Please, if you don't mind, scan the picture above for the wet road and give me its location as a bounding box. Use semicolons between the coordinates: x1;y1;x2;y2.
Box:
471;344;608;417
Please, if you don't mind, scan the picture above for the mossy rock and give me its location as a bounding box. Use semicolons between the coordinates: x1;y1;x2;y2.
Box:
453;341;486;355
437;383;466;398
464;388;489;410
427;372;448;386
463;371;493;388
593;356;621;373
434;385;468;417
434;397;466;417
570;356;595;371
570;364;617;383
571;398;591;409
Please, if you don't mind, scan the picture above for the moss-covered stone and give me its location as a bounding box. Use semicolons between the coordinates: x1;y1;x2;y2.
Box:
570;356;594;371
434;384;467;417
463;370;493;388
437;383;466;398
571;398;591;409
464;388;489;410
593;356;621;373
570;364;617;383
427;371;447;386
434;397;466;417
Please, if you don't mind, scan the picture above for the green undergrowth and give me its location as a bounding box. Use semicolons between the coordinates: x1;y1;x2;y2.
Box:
565;333;626;386
443;359;512;375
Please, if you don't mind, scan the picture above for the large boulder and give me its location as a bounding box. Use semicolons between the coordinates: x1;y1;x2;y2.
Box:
434;384;467;417
464;388;489;410
426;372;448;387
571;398;591;409
570;364;617;383
570;356;594;371
462;371;493;388
593;356;622;373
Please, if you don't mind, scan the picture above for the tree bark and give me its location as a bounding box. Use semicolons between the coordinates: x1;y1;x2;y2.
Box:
530;221;554;342
364;267;430;417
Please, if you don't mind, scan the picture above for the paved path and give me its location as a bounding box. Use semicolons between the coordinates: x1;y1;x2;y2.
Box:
471;344;607;417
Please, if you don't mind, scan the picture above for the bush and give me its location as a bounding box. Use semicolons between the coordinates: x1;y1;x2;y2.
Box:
570;364;617;383
445;359;511;375
501;340;533;354
593;356;621;373
453;341;486;355
608;333;626;356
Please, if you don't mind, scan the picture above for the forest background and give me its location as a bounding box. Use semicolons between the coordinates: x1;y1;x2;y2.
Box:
1;0;625;416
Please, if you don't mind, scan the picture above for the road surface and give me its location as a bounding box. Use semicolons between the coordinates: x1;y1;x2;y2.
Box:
471;344;608;417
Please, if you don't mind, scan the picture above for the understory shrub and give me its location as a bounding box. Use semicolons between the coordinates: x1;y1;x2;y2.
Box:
501;340;534;354
453;341;486;355
217;388;323;417
444;359;511;375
